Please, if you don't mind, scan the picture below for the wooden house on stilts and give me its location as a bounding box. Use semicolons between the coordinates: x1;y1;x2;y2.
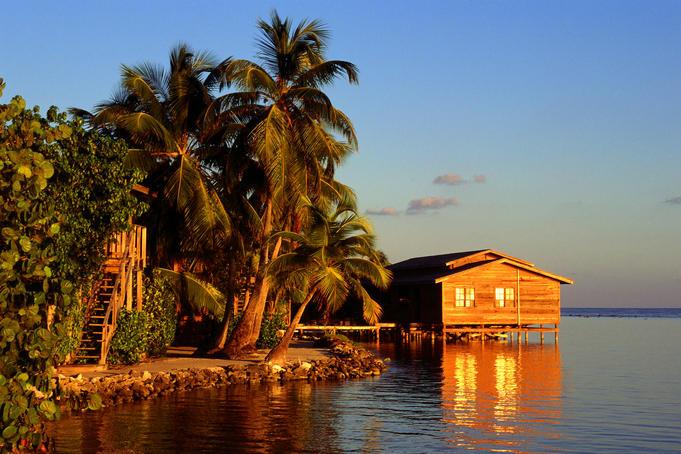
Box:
380;249;573;341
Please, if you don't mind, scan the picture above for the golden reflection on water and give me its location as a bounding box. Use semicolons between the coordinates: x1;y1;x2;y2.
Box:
441;341;562;452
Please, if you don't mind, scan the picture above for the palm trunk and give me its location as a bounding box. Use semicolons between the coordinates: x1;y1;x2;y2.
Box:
209;254;236;352
248;234;282;343
222;199;273;357
264;293;313;365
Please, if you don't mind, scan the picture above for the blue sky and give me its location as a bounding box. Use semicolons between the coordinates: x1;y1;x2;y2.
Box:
2;1;680;307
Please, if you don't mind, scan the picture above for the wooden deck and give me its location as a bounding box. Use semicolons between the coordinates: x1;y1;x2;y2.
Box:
295;323;397;341
293;321;558;343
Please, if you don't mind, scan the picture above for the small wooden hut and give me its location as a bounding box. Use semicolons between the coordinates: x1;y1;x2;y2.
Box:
380;249;573;336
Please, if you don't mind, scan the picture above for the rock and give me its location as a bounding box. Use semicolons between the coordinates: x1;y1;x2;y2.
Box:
55;339;389;412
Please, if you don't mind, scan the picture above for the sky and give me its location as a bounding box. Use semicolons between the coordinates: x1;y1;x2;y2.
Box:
1;1;680;307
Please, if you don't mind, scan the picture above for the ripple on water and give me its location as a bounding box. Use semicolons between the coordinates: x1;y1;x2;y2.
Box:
51;318;681;453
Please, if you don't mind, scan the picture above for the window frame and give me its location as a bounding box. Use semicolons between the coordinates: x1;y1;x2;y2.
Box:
495;287;515;308
454;287;475;307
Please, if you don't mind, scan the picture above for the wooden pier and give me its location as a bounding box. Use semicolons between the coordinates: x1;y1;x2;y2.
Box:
443;323;559;343
295;323;397;341
293;322;558;344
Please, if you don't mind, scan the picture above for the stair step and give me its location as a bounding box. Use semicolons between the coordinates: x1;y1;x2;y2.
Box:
78;347;98;351
75;355;100;359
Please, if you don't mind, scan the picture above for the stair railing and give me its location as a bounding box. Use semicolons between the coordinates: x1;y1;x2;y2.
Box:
98;229;135;365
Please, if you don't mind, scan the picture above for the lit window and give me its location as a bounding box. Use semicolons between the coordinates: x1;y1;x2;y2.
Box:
455;288;474;307
495;288;514;307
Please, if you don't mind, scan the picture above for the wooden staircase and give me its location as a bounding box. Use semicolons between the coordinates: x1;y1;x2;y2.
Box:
72;225;147;365
74;274;115;362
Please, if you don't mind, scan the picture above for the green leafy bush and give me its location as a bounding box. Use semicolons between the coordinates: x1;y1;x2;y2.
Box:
108;270;177;364
107;309;149;364
37;114;145;360
212;311;285;350
143;270;177;356
56;303;85;359
255;312;287;349
0;82;84;452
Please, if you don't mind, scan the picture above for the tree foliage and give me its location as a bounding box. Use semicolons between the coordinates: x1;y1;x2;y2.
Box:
0;80;77;452
264;202;391;364
41;123;145;296
222;11;361;356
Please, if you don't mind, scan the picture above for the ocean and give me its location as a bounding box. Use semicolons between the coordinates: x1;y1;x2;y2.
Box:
51;309;681;453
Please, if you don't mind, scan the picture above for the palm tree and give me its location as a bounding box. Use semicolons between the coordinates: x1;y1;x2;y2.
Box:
220;11;360;357
71;45;244;340
71;44;234;269
263;202;392;365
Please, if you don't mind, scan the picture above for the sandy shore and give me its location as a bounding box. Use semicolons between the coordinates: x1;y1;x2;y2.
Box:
57;340;331;379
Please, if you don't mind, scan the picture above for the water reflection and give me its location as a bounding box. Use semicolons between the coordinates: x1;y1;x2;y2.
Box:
51;341;563;453
440;342;563;452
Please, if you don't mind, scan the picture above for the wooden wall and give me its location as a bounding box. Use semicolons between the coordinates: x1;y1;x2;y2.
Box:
441;262;560;326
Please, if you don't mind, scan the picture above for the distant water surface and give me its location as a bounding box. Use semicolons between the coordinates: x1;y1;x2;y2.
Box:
562;307;681;318
51;315;681;453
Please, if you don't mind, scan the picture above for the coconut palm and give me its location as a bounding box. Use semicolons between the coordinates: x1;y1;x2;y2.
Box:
220;11;360;357
263;202;392;365
70;44;234;269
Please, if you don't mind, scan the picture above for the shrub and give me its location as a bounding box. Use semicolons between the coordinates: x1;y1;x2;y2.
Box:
108;270;177;364
143;270;177;357
0;82;90;452
256;312;287;349
107;309;149;364
212;311;285;349
41;116;145;361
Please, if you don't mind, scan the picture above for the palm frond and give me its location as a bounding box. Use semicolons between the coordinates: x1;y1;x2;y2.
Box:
124;148;159;172
221;59;277;93
313;265;348;313
354;281;383;324
294;60;358;88
119;112;178;154
156;268;225;317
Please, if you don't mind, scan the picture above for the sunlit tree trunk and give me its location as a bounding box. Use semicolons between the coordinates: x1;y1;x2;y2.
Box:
248;234;282;343
222;200;273;357
264;293;313;365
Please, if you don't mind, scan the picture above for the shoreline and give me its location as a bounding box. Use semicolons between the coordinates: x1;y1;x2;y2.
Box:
57;340;331;379
56;340;387;411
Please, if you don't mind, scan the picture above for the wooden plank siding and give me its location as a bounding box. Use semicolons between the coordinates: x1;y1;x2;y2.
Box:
440;263;560;326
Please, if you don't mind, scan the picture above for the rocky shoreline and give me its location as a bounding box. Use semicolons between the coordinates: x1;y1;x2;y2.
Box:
56;342;387;410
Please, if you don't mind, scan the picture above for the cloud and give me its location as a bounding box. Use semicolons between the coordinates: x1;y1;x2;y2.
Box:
433;172;488;185
406;196;458;214
433;172;466;185
366;207;400;216
664;196;681;205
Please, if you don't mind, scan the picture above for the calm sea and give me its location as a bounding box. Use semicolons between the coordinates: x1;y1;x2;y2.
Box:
52;309;681;453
